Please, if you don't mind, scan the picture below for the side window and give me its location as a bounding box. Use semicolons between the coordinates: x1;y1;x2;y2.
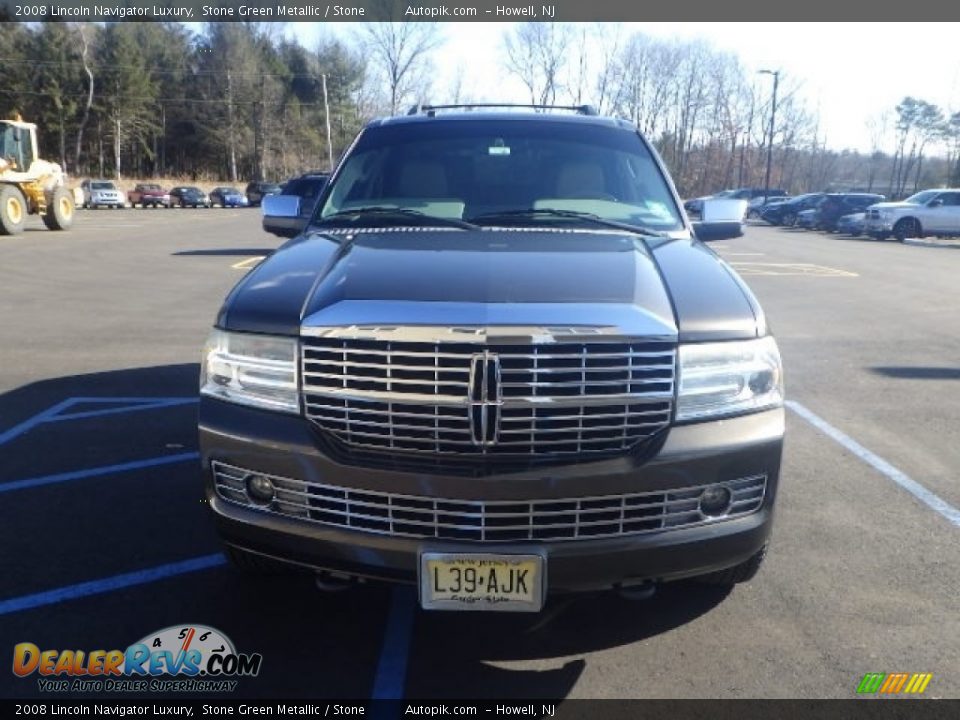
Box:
941;193;960;206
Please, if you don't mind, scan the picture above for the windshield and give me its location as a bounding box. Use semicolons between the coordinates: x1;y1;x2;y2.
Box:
904;190;938;205
316;119;684;232
91;182;115;190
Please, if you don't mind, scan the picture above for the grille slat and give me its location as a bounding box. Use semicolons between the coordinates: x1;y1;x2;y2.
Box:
302;334;675;461
213;461;766;542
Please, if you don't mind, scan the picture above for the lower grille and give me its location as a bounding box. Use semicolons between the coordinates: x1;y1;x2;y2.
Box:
213;461;766;542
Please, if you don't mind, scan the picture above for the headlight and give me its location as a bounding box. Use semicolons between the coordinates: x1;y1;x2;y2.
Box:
676;336;783;422
200;329;299;413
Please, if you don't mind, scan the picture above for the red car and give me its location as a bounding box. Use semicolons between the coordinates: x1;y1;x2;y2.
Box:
128;183;171;208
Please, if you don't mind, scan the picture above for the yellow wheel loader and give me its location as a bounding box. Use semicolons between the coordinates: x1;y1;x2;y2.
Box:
0;116;76;235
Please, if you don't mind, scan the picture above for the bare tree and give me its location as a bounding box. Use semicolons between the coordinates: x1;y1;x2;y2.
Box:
360;20;442;114
503;23;572;107
73;23;95;175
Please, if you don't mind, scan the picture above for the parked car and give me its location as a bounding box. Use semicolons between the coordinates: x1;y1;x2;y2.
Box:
261;172;329;237
210;187;249;208
835;212;866;236
686;187;786;218
245;181;283;206
80;179;125;209
815;193;886;232
128;183;171;208
169;186;209;208
795;207;821;229
201;104;784;613
761;193;826;226
746;190;789;218
864;189;960;241
684;189;737;216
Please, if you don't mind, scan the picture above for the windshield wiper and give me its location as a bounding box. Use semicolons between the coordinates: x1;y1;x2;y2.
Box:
317;207;480;230
467;208;668;237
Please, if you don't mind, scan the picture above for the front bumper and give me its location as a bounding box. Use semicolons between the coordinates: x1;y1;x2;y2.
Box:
199;399;784;593
865;217;894;233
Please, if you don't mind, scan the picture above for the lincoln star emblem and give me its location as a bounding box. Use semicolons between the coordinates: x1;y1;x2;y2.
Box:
468;352;502;446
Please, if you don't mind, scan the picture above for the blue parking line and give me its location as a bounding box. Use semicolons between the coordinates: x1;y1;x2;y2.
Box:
371;587;417;700
46;398;198;423
0;398;79;447
0;553;227;616
0;452;199;493
0;396;199;447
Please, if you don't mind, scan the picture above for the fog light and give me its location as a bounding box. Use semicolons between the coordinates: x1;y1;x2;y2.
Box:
245;474;275;505
699;485;732;517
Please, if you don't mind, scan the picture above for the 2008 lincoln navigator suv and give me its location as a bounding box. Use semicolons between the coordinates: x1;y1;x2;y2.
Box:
199;105;785;612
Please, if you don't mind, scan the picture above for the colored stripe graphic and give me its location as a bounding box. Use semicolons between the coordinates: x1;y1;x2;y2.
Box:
857;673;885;693
857;672;932;694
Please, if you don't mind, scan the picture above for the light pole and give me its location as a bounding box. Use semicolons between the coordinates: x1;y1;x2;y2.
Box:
759;69;780;205
322;73;334;173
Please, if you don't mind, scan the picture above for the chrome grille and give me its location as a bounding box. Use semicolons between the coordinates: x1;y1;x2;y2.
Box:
301;335;675;458
213;461;766;542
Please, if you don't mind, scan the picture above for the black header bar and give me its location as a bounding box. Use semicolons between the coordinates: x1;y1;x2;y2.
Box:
3;700;960;719
0;0;944;22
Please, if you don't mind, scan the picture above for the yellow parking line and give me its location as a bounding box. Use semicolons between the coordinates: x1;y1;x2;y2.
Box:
730;262;858;277
231;256;265;271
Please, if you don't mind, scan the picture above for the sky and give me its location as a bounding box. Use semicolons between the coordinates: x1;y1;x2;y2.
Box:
284;21;960;153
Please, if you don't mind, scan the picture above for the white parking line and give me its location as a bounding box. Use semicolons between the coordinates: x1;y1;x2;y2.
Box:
786;401;960;528
232;256;265;270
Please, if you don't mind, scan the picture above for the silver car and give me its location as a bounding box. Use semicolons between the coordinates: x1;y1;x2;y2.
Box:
81;179;125;209
865;189;960;241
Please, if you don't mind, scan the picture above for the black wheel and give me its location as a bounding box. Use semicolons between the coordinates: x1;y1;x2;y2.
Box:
893;218;921;242
0;185;27;235
224;546;293;575
696;545;767;587
782;211;797;227
42;187;75;230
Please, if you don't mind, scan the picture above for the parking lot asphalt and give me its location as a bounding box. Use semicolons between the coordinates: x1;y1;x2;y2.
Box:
0;210;957;700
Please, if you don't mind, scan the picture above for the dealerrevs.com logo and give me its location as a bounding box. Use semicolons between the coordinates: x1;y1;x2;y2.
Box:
13;625;262;693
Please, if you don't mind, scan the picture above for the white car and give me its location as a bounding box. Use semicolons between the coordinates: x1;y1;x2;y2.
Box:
864;189;960;241
80;179;126;209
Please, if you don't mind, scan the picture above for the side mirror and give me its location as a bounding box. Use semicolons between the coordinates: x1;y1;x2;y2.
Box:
262;194;305;238
262;193;300;219
692;198;747;241
929;198;943;208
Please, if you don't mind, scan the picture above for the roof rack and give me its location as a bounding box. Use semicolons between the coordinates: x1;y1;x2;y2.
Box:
406;103;600;117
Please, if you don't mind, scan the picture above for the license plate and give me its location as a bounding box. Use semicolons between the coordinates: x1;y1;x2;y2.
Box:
419;553;545;612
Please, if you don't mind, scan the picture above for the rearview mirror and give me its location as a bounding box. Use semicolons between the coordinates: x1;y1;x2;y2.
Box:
262;193;300;219
692;198;747;241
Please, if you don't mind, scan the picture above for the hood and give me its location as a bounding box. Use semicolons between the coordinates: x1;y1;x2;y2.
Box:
300;231;677;337
220;229;759;342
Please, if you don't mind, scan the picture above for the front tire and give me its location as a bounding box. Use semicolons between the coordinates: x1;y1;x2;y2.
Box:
0;185;27;235
894;218;921;242
696;545;767;587
782;211;797;227
42;187;75;230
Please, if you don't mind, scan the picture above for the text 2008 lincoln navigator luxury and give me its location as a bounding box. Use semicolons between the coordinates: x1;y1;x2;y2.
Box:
199;105;784;612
